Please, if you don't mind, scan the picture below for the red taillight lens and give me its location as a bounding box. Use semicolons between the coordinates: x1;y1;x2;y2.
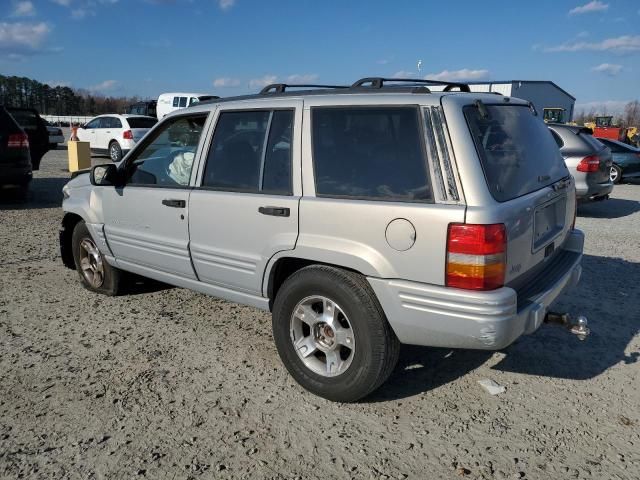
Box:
123;130;133;140
446;224;506;291
576;155;600;173
8;133;29;149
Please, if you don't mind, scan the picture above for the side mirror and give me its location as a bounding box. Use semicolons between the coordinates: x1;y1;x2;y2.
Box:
90;163;119;186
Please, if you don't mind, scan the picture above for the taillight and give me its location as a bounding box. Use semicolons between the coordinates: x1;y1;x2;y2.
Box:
123;130;133;140
7;132;29;149
446;223;506;291
576;155;600;173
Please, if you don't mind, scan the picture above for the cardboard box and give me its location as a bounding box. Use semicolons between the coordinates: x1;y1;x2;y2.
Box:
67;141;91;172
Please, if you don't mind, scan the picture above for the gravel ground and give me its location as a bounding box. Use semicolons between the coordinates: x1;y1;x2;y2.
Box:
1;144;639;480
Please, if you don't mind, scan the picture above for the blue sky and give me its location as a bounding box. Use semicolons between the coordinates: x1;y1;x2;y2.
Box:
1;0;639;113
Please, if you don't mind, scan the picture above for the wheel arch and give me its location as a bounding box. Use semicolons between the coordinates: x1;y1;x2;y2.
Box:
60;212;84;269
264;248;389;310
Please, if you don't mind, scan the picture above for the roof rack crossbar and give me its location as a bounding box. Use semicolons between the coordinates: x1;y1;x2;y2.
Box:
260;83;349;94
351;77;471;93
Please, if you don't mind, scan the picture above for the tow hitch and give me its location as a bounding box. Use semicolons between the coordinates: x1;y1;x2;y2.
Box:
544;312;590;340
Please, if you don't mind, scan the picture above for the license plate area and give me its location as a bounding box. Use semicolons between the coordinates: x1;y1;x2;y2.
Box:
533;195;566;252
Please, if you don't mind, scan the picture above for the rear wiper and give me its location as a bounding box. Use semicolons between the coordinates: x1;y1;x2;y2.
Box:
475;100;490;119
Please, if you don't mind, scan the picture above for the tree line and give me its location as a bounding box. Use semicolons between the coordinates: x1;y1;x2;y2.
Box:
574;100;640;128
0;75;144;116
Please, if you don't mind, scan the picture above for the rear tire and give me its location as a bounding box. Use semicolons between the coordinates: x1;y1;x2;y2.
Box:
109;141;122;162
272;265;400;402
610;164;622;184
72;221;122;296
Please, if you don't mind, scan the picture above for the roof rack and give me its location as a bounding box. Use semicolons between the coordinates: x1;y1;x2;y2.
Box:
260;83;349;94
351;77;471;93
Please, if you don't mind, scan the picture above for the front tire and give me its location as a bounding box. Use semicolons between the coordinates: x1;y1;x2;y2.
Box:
610;164;622;184
272;265;400;402
72;221;122;295
109;141;122;162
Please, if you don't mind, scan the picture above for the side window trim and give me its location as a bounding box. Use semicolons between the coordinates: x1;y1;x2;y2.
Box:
258;111;274;190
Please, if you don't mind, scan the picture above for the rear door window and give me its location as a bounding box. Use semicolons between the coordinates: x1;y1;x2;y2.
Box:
107;117;122;129
202;109;294;195
311;106;432;202
464;104;569;202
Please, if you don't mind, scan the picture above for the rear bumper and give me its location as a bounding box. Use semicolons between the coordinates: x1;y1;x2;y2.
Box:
0;165;32;187
576;181;613;200
368;229;584;350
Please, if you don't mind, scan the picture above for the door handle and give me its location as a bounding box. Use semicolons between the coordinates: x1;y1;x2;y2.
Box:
162;199;186;208
259;206;290;217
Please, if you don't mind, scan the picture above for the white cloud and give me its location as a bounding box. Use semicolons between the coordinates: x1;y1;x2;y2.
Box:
71;8;93;19
213;77;241;87
46;80;71;87
569;1;609;15
575;100;628;115
12;1;36;17
0;22;50;52
218;0;236;11
392;71;415;78
52;0;118;19
248;75;277;88
425;68;490;81
89;79;119;92
545;35;640;53
592;63;623;75
286;73;318;83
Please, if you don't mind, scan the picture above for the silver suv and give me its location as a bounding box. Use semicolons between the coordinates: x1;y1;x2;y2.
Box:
60;77;585;402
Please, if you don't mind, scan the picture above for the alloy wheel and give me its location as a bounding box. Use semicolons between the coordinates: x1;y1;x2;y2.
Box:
289;295;355;377
79;237;105;288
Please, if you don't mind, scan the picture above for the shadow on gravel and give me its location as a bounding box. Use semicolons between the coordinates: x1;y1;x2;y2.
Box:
0;177;68;210
126;275;174;296
369;254;639;401
493;254;640;380
366;347;492;402
578;198;640;219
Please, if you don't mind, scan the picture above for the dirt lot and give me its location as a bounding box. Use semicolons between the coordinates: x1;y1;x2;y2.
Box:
1;146;639;480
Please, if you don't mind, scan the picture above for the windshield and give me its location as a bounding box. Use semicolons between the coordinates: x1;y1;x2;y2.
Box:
464;104;569;202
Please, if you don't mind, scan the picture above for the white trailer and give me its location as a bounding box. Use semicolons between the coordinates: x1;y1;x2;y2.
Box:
156;92;219;119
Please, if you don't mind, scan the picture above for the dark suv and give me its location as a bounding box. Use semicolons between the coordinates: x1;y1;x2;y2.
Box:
6;107;50;171
0;105;32;196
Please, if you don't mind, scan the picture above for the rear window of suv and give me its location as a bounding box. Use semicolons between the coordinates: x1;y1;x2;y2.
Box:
8;109;38;129
311;106;432;202
465;104;569;202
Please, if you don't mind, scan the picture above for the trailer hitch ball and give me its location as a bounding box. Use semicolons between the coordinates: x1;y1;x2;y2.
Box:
544;312;590;340
570;315;590;341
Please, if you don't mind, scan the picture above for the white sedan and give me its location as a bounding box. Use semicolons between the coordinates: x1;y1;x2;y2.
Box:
76;114;157;162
